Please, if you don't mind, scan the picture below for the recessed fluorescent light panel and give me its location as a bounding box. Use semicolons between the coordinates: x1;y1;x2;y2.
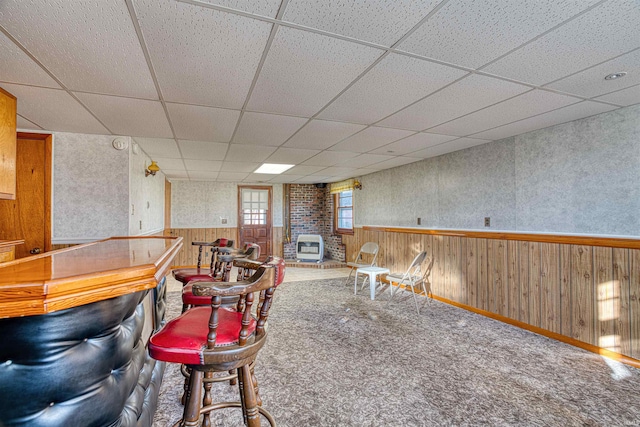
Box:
254;163;295;174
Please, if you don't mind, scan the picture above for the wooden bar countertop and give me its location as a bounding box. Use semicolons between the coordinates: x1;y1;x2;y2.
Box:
0;236;183;319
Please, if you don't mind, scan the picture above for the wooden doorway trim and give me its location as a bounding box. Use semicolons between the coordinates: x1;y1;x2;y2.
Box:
237;185;272;260
18;132;52;252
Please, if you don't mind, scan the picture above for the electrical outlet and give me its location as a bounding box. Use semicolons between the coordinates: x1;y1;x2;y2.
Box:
417;217;421;225
221;218;227;224
484;217;490;227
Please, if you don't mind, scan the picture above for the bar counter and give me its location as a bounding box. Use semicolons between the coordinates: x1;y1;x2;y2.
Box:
0;236;183;427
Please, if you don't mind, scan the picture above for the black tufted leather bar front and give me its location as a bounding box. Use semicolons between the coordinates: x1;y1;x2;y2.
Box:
0;277;168;427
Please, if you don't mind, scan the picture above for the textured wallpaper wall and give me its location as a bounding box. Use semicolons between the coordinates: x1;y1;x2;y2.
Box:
53;132;129;241
171;181;283;228
357;104;640;237
129;144;165;235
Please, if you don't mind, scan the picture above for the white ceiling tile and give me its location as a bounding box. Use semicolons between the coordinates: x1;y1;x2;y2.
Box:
75;93;172;138
16;114;42;130
336;153;395;168
264;147;320;164
184;159;223;171
216;172;249;182
189;171;220;180
1;83;109;134
428;90;581;136
595;85;640;107
411;137;489;159
319;53;468;124
135;0;271;107
284;165;326;175
0;0;157;98
364;156;422;170
162;169;189;179
369;132;457;155
134;137;181;158
234;112;308;146
220;162;261;173
329;126;414;152
311;167;355;176
0;32;60;88
301;150;360;166
153;157;186;170
471;101;618;141
546;49;640;98
483;0;640;85
354;168;379;176
295;176;331;183
284;119;366;149
224;144;277;162
268;174;304;183
378;74;530;131
283;0;441;46
247;26;382;117
244;173;275;182
167;103;239;142
197;0;281;17
178;140;229;161
399;0;599;69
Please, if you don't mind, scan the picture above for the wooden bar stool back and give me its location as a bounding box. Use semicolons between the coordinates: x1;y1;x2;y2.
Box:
149;257;286;427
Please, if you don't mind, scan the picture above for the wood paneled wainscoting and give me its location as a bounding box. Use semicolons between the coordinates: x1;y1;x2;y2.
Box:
166;227;284;267
342;226;640;366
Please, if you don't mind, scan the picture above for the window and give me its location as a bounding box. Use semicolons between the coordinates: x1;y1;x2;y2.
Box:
334;190;353;234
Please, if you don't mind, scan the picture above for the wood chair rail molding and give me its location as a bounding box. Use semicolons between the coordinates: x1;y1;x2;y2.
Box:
0;236;183;318
363;226;640;249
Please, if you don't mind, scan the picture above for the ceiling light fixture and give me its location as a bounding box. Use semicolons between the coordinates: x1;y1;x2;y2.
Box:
254;163;295;174
604;72;627;80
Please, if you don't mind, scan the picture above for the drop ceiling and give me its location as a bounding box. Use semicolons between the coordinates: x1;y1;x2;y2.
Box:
0;0;638;183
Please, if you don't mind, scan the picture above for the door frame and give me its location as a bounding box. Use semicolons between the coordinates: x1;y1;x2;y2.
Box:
17;132;52;252
237;185;272;259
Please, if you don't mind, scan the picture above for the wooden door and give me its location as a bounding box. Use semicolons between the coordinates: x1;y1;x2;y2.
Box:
0;133;51;258
238;186;272;260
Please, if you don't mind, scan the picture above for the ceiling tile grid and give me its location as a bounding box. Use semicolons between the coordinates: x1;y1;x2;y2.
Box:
233;112;308;146
398;0;601;69
595;85;640;107
318;53;468;124
282;0;441;47
482;0;640;85
178;140;230;161
247;26;383;117
470;101;618;141
0;32;61;89
134;137;181;158
0;0;635;184
134;0;273;108
75;93;173;138
166;103;240;142
379;74;530;131
328;126;414;153
428;89;582;136
283;119;366;149
1;83;109;134
545;49;640;98
0;0;157;98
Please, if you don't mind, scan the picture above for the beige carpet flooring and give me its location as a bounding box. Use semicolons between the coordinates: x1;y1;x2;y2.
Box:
153;277;640;426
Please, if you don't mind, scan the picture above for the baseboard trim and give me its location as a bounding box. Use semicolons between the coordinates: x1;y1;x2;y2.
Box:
430;294;640;370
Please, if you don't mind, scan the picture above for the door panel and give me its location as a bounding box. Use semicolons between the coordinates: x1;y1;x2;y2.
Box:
0;135;50;258
238;186;272;260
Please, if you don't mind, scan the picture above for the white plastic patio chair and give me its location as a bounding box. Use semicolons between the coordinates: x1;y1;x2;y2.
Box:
386;251;432;314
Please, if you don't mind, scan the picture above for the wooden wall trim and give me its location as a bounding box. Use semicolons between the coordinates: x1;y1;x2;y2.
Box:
431;293;640;370
363;226;640;249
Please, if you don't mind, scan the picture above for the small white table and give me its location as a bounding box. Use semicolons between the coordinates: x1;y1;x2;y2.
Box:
355;266;390;300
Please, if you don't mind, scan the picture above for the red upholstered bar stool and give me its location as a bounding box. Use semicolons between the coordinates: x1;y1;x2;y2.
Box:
173;238;235;287
149;257;286;427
